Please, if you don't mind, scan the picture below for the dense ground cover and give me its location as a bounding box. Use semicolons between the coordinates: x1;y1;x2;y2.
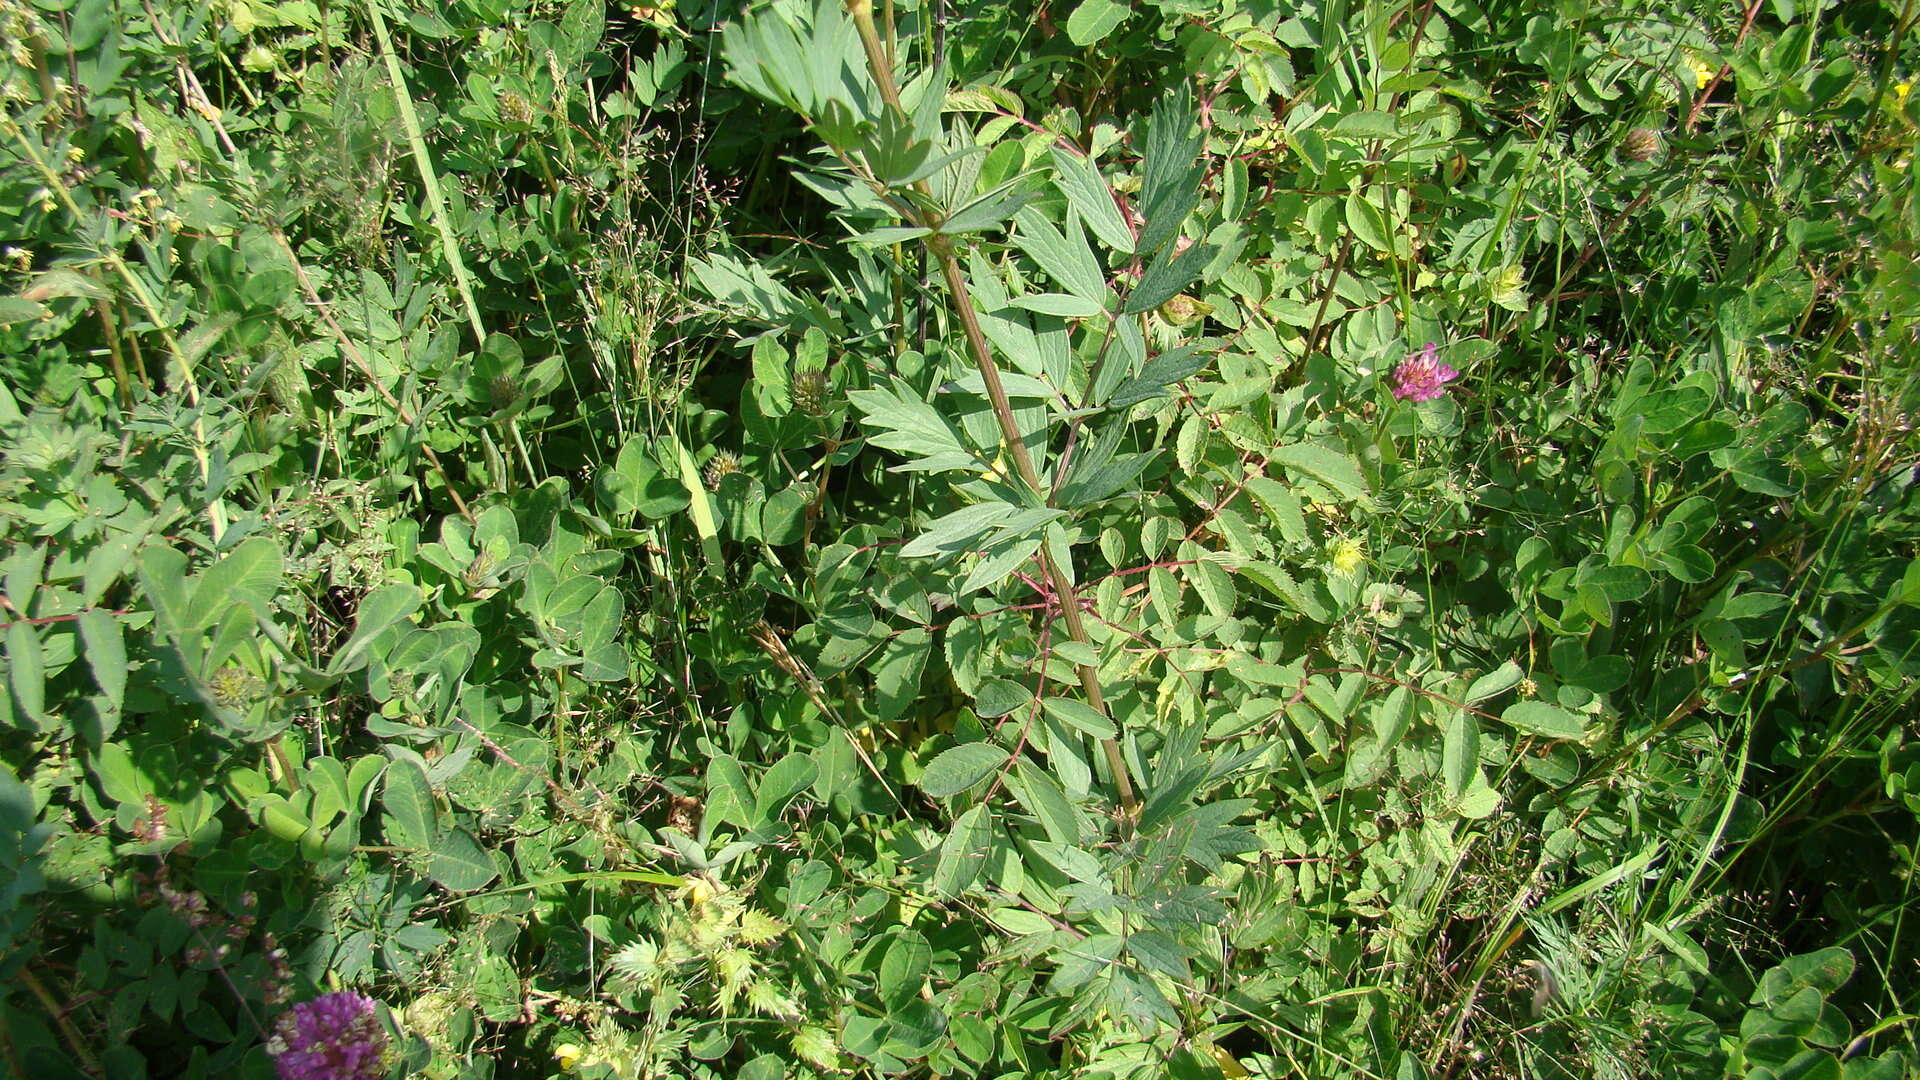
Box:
3;0;1919;1077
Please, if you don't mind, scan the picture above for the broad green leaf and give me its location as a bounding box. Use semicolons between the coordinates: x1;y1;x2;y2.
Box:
428;827;500;892
1345;190;1392;252
932;804;994;896
185;538;283;628
329;584;422;675
755;752;819;824
383;758;438;849
1269;443;1370;503
1464;661;1524;704
77;609;126;711
1754;947;1856;1005
1008;292;1106;319
1242;476;1307;543
6;623;45;727
1187;556;1237;619
902;502;1020;559
1041;697;1117;739
1455;784;1502;819
877;929;932;1004
1224;653;1304;688
752;336;791;416
1010;759;1079;845
1499;701;1589;740
705;755;754;832
960;534;1043;595
1371;686;1414;750
873;628;931;723
975;679;1034;718
1442;710;1478;798
599;437;688;519
1065;0;1128;47
921;743;1009;798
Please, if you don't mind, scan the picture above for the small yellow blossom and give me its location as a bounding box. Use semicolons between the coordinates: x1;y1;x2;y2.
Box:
1896;82;1912;106
554;1043;584;1071
682;874;722;905
1685;51;1715;90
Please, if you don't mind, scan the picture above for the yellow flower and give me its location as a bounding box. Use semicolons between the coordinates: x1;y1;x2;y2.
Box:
554;1043;585;1071
1329;538;1365;575
1897;82;1912;105
1685;51;1715;90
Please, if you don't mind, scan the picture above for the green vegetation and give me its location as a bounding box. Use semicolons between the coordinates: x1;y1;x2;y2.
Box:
3;0;1919;1077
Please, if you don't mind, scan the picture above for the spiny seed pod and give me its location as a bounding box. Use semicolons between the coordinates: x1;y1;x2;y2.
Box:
262;334;310;423
1622;127;1662;162
208;666;265;709
703;451;740;489
241;44;277;74
498;89;534;127
790;368;830;416
1158;294;1214;328
227;0;258;34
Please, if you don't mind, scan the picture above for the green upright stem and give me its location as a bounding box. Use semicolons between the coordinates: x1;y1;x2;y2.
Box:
847;0;1137;817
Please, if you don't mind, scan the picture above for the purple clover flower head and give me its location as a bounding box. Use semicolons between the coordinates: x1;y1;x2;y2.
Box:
267;991;388;1080
1392;342;1461;402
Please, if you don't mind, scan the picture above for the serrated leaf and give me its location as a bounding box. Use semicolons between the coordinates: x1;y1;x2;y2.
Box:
1056;451;1156;508
1187;557;1237;618
921;743;1009;798
1242;476;1307;543
974;679;1033;718
849;382;974;466
1010;759;1080;845
1051;147;1134;255
1269;443;1369;503
1124;241;1215;314
1106;343;1212;409
1014;206;1106;303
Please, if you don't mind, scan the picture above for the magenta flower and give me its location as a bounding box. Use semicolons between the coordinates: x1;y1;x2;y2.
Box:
267;991;388;1080
1391;342;1460;402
